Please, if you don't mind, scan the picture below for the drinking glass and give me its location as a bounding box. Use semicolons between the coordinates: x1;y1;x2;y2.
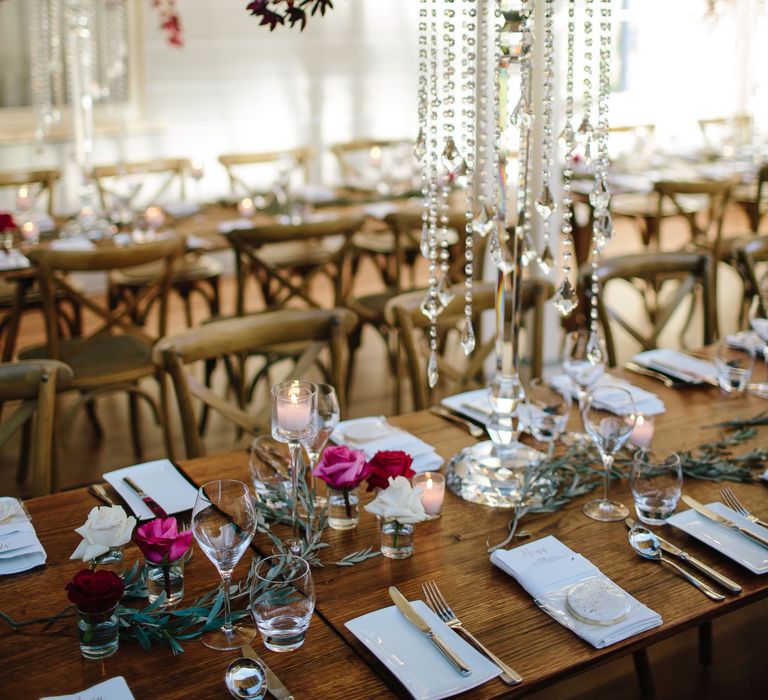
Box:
522;378;572;459
251;554;315;652
302;384;340;506
749;309;768;398
192;479;258;650
630;450;682;525
271;381;318;554
248;435;291;507
582;386;637;522
715;337;754;396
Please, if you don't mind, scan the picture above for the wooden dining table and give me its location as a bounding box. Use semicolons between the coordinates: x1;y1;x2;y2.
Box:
2;370;768;699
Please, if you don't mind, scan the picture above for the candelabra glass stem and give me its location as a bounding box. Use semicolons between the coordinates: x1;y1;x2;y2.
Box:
288;440;303;553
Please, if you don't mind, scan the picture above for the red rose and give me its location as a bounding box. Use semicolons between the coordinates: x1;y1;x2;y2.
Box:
65;569;124;614
134;516;192;565
365;450;415;491
0;212;17;233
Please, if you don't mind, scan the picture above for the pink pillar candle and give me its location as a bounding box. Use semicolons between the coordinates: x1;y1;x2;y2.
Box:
413;472;446;516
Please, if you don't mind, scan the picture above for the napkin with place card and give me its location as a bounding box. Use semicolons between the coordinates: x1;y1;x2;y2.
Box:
550;373;666;416
40;676;135;700
0;497;46;575
491;535;661;649
632;348;717;385
0;249;30;271
726;330;765;354
331;417;443;473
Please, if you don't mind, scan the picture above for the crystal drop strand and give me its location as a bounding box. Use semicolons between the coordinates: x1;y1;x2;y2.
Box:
536;0;557;273
460;0;477;355
475;0;491;222
417;0;430;258
49;0;65;122
579;0;595;171
426;0;440;388
30;0;53;146
553;0;578;317
518;1;536;267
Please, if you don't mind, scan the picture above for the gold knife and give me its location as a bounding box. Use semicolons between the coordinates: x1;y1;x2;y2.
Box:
624;518;742;593
681;495;768;549
242;645;294;700
389;586;472;677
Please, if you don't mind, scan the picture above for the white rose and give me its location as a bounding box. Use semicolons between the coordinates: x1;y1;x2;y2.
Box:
364;476;428;524
70;505;136;562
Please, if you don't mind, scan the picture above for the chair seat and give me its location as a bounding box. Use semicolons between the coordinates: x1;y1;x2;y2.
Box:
258;239;344;268
610;192;708;218
19;334;155;388
110;253;223;287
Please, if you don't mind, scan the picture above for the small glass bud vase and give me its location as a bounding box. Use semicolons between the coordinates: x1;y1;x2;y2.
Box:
145;558;185;606
77;603;120;660
380;519;415;559
327;486;359;530
91;545;125;577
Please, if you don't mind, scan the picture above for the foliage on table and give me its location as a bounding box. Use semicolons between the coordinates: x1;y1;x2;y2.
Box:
487;412;768;552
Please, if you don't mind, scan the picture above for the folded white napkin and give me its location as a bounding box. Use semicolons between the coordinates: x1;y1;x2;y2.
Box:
491;535;661;649
440;388;491;424
23;211;55;232
0;497;46;575
632;348;717;384
294;184;336;203
0;249;30;270
40;676;135;700
49;237;95;251
332;417;444;473
551;373;666;416
218;218;255;234
727;330;764;353
185;234;212;250
162;201;200;219
362;202;399;219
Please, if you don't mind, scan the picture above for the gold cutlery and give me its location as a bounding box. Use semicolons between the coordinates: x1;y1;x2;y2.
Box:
88;484;115;507
241;645;294;700
430;406;484;438
682;495;768;549
623;362;675;388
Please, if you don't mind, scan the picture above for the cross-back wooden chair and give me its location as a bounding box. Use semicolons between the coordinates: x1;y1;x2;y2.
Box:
384;279;552;412
0;360;72;496
732;162;768;234
92;158;192;211
586;251;715;367
153;308;357;459
734;235;768;324
226;216;363;315
698;114;752;152
19;235;185;460
218;148;313;201
330;138;417;195
0;168;60;216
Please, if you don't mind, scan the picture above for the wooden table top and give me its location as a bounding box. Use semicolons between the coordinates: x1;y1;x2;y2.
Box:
2;369;768;699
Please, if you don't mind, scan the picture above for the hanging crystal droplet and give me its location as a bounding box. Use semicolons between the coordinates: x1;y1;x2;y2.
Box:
535;186;557;222
521;231;538;267
490;226;515;273
577;115;593;137
471;205;496;238
589;176;611;216
427;351;439;388
420;222;430;258
552;277;578;316
596;211;614;241
537;245;555;274
558;122;574;153
510;96;534;129
460;318;476;355
441;136;467;178
586;330;606;366
413;128;427;160
575;116;594;170
436;275;455;308
419;292;438;321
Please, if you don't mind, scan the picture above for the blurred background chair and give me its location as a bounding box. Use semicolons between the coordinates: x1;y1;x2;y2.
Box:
330;138;418;196
92;158;192;211
18;236;184;460
0;168;60;217
698;114;753;154
0;359;72;496
153;307;357;459
218;147;313;203
734;235;768;323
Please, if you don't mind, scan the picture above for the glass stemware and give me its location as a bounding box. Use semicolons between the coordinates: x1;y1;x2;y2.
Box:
522;378;572;460
302;384;340;507
192;479;258;650
271;381;318;554
749;307;768;398
562;328;607;407
581;386;637;522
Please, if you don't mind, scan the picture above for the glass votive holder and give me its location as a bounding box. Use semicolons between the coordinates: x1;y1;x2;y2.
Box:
327;486;359;530
412;472;446;517
629;414;655;449
630;449;682;525
716;338;754;396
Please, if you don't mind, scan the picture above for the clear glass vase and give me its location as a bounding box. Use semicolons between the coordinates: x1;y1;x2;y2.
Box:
77;603;119;660
145;559;185;606
380;519;415;559
327;487;359;530
91;545;125;577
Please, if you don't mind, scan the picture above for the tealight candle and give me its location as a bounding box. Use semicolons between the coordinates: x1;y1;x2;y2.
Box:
275;382;313;434
630;414;654;449
238;197;256;218
16;186;31;211
189;160;204;180
21;221;40;245
145;206;165;230
413;472;445;516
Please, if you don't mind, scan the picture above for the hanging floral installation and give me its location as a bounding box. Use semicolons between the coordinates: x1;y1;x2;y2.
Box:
245;0;336;31
150;0;184;47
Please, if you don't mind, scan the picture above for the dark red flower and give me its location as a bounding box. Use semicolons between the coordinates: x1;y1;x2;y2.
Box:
65;569;124;614
0;212;17;232
365;450;415;491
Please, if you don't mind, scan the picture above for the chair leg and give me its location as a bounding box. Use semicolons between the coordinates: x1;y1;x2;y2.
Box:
632;648;655;697
698;621;713;667
128;392;144;461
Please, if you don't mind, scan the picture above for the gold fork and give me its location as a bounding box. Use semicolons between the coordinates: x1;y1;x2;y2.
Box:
720;487;768;529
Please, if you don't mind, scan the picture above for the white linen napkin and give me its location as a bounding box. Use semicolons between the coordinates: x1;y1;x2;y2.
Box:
550;373;666;416
491;535;661;649
49;237;95;251
727;330;764;354
440;388;491;424
40;676;135;700
218;218;255;234
332;417;444;473
0;497;46;575
0;249;30;271
632;348;717;384
162;201;200;219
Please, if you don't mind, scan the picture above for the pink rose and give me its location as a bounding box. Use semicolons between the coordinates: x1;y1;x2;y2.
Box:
313;445;371;490
134;517;192;565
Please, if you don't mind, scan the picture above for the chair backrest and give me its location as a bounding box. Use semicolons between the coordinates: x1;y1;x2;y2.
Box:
153;308;358;459
0;359;72;496
384;279;552;411
734;234;768;319
753;162;768;234
0;168;60;216
28;236;185;359
698;114;752;150
330;139;416;194
226;216;364;314
654;178;737;257
91;158;192;211
218;148;313;200
587;251;715;367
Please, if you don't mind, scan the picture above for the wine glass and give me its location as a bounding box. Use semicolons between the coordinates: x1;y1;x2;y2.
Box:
581;386;637;522
562;328;607;407
192;479;258;650
271;381;317;554
302;384;340;506
522;378;572;460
